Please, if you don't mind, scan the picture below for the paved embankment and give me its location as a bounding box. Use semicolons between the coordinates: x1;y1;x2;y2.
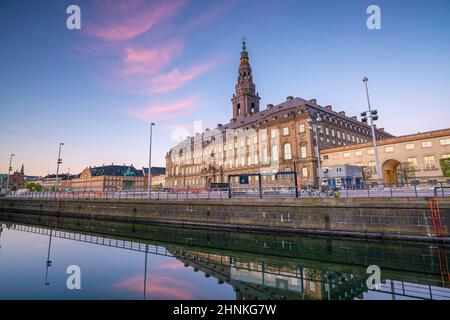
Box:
0;197;448;242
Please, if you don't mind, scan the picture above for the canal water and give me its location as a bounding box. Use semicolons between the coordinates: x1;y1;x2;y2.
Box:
0;212;449;300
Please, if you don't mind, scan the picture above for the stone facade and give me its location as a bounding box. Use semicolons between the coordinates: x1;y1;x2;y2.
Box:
321;129;450;184
165;40;393;190
61;165;145;192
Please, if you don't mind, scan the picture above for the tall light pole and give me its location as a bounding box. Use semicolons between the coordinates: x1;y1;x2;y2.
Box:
6;154;15;193
44;229;53;286
143;243;149;300
148;123;155;198
361;77;382;185
308;114;323;186
56;143;64;192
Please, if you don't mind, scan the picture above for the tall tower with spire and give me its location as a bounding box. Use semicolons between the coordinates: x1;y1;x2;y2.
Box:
231;37;260;119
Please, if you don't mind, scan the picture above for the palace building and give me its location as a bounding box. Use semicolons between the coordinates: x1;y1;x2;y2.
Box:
165;39;393;189
61;164;145;192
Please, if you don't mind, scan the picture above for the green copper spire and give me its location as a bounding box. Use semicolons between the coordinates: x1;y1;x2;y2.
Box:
240;35;248;62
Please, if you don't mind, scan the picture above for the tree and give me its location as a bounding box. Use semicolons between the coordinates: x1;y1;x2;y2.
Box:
26;182;42;192
440;158;450;178
362;166;374;182
396;162;416;184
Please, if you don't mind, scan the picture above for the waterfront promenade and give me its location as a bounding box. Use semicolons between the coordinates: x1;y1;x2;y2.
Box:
3;182;449;200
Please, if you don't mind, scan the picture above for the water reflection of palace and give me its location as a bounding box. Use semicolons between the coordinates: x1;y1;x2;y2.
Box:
2;219;450;300
171;248;368;300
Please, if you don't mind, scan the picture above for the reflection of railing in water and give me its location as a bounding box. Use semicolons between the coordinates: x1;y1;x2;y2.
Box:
4;222;450;300
10;224;173;258
370;280;450;300
171;248;450;300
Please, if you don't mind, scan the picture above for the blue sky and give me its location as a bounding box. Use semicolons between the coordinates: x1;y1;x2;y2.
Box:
1;0;449;176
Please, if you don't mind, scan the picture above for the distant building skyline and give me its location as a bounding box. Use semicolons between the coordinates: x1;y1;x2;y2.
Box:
1;0;450;176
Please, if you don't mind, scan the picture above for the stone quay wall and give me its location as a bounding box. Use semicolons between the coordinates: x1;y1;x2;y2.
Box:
0;197;448;242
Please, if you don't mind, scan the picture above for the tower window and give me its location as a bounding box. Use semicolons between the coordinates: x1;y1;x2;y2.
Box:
251;102;255;114
237;104;241;116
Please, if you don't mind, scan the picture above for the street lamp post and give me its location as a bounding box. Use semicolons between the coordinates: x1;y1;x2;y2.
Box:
6;154;15;194
44;230;53;286
308;114;323;186
148;123;155;199
56;143;64;192
361;77;382;185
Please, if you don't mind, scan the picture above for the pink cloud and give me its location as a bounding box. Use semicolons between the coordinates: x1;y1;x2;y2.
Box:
148;61;216;93
110;273;197;300
86;0;187;42
122;40;183;76
188;0;237;28
124;97;197;121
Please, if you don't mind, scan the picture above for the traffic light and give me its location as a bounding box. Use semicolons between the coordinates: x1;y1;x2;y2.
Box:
360;112;367;117
371;110;378;115
361;117;368;123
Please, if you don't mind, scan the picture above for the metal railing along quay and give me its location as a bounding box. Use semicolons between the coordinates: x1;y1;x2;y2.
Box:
2;181;449;200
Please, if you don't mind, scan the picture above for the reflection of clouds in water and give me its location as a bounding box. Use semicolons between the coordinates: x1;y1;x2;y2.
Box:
152;261;186;270
110;273;198;300
19;241;50;252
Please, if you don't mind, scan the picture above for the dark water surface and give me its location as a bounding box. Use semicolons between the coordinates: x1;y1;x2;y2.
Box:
0;212;449;300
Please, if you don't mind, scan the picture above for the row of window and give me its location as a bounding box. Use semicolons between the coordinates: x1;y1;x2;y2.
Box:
170;143;309;176
284;124;370;144
169;167;311;186
174;124;377;163
336;138;450;158
355;154;450;171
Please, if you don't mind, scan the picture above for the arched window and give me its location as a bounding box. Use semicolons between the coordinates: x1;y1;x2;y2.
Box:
302;167;308;178
271;145;278;162
284;143;292;160
251;102;255;114
237;104;241;116
262;147;268;163
300;146;307;158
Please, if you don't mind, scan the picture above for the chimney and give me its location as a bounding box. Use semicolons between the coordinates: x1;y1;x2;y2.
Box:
338;111;346;116
286;96;294;101
351;116;357;120
379;128;385;131
309;99;317;104
324;105;332;110
217;123;223;128
267;104;274;108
